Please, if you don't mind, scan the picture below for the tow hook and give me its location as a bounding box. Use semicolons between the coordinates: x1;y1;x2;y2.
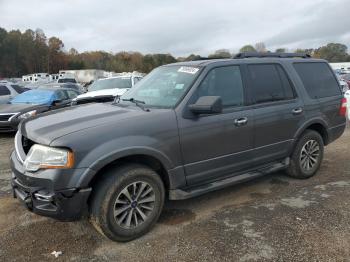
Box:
24;196;33;209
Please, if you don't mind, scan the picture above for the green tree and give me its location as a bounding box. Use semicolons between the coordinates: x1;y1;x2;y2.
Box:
239;45;256;53
313;43;348;62
275;48;286;53
208;49;231;58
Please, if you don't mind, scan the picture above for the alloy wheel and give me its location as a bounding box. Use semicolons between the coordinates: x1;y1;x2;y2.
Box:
113;181;155;229
299;139;320;171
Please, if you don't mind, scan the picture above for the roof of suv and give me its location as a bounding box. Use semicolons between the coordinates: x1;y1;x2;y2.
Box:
168;58;327;67
166;53;327;67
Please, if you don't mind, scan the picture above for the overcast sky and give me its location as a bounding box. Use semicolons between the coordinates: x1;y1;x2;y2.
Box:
0;0;349;56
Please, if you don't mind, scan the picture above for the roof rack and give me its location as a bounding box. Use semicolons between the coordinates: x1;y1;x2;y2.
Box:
233;52;311;59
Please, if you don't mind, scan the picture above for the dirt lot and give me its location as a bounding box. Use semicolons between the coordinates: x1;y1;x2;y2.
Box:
0;129;349;261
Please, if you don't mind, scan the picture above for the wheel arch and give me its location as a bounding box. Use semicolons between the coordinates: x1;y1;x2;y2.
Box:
294;119;329;145
78;147;176;196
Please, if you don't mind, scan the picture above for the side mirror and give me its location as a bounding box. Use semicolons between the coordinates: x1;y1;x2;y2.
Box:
189;96;222;115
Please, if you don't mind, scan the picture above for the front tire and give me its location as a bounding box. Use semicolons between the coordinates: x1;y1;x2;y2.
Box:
89;164;165;242
286;130;324;179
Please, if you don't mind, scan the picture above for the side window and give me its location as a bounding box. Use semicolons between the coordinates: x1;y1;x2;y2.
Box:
55;90;68;100
293;62;341;99
66;90;78;99
248;64;295;104
195;66;244;107
11;85;26;94
0;86;10;96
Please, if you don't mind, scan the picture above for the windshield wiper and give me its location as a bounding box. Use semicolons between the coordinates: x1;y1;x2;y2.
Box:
121;98;150;112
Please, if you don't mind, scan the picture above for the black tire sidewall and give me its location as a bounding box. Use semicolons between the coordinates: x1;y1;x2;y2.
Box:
91;164;165;242
290;130;324;178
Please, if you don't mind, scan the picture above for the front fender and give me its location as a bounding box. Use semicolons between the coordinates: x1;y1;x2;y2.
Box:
66;135;175;188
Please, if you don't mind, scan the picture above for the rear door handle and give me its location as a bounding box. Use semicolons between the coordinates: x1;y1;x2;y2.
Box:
234;117;248;126
292;108;303;115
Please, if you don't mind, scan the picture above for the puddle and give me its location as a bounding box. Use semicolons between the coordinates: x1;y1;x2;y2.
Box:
159;209;196;225
280;196;316;208
328;181;350;187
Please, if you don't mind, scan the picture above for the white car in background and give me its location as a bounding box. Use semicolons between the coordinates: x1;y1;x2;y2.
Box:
0;81;29;104
345;90;350;120
73;73;143;104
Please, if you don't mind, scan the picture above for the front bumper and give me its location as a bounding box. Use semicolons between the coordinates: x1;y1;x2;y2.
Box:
12;177;91;221
10;151;92;221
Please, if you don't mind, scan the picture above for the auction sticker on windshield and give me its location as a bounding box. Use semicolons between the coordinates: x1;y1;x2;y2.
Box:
178;66;199;74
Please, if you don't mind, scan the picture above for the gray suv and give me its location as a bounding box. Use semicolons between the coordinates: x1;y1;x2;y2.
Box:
10;53;347;241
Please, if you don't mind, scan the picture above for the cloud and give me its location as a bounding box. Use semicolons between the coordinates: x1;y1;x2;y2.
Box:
265;0;350;50
0;0;348;56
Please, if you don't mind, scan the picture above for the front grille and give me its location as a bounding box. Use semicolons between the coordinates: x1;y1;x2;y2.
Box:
0;114;16;122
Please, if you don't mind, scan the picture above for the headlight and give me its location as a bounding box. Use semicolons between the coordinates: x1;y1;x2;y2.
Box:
18;110;37;120
24;144;74;172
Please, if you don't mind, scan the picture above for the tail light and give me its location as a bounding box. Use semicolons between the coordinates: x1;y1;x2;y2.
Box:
339;97;347;116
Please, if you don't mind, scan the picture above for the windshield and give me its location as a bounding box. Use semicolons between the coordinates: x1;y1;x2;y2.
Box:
89;77;132;91
120;65;200;108
58;78;76;83
10;89;55;105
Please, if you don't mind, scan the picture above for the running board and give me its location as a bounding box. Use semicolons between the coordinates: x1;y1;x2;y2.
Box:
169;158;289;200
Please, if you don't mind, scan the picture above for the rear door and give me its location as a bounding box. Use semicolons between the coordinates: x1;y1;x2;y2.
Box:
293;62;344;128
178;65;255;186
246;63;305;165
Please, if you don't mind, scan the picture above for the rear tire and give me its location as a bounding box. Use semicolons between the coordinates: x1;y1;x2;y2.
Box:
89;164;165;242
286;130;324;179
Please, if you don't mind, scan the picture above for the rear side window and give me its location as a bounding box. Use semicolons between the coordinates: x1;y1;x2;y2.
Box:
293;62;341;99
195;65;244;107
247;64;295;104
11;85;26;94
0;86;10;96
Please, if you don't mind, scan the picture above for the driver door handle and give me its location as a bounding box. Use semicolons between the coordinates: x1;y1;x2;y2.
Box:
234;117;248;126
292;107;303;115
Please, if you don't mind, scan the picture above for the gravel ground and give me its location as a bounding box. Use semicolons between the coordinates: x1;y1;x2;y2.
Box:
0;128;349;261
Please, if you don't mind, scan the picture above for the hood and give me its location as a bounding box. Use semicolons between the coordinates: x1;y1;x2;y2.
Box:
0;103;38;114
21;103;149;144
76;88;129;100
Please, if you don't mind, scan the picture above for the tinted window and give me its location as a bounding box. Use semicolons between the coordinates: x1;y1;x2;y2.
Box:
293;62;341;99
11;85;26;94
248;64;295;104
0;86;10;96
58;78;77;83
195;66;244;107
66;90;79;99
55;90;68;100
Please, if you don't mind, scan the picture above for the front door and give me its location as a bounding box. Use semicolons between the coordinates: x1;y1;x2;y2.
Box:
177;65;255;186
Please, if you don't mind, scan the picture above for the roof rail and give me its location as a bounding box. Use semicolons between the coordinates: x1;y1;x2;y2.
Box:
233;52;311;59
